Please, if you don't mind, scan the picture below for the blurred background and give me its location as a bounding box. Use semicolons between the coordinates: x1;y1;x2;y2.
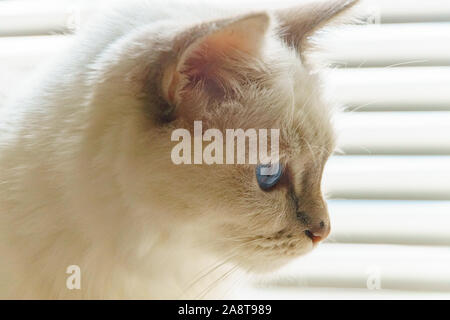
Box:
1;0;450;299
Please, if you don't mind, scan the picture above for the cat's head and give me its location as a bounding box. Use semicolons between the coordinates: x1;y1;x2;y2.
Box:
88;0;360;272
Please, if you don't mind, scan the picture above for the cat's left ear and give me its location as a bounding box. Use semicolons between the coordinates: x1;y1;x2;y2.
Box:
162;12;270;107
275;0;360;54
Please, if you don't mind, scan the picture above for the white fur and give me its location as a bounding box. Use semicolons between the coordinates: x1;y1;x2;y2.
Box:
0;0;355;299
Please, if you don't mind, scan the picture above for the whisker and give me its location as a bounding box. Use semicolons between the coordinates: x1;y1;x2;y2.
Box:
196;264;240;299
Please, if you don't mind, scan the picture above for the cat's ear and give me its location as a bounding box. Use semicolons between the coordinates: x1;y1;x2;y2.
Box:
275;0;360;53
162;12;270;106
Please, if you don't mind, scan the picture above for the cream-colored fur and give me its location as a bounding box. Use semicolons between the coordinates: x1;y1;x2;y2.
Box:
0;0;359;299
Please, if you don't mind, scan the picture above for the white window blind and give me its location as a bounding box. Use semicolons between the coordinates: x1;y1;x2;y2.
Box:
1;0;449;299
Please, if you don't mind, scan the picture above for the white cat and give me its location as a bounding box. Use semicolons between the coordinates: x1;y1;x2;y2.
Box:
0;0;360;299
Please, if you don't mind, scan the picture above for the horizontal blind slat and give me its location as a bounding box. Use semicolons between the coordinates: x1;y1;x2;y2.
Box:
0;0;76;36
377;0;450;23
327;67;450;110
335;112;450;155
238;286;450;300
328;200;450;246
320;23;450;67
323;156;450;200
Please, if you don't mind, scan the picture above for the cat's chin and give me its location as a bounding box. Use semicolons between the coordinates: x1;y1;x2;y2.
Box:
244;259;292;274
233;247;314;274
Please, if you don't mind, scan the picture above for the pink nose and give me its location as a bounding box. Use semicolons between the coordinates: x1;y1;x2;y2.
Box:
305;221;330;243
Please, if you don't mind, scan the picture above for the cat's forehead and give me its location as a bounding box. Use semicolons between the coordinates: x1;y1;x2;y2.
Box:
263;50;336;158
284;101;336;162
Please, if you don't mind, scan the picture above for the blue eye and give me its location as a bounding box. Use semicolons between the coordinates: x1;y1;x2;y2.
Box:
256;163;283;191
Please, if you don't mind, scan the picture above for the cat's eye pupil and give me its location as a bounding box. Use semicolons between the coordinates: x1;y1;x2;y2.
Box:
256;163;283;191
